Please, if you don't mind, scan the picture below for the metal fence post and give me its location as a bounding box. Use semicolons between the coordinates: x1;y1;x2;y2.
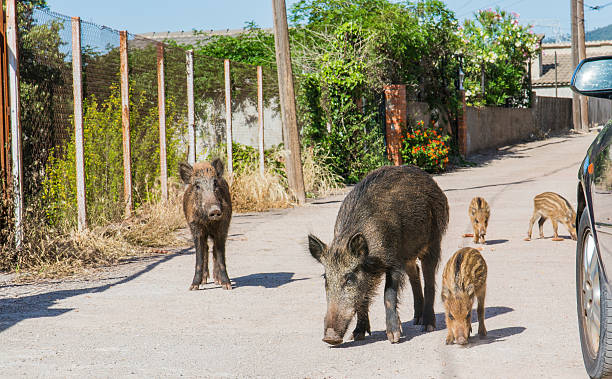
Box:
224;59;233;174
186;49;196;166
0;6;11;196
257;65;265;175
71;17;87;231
6;0;23;246
157;43;168;201
119;31;132;217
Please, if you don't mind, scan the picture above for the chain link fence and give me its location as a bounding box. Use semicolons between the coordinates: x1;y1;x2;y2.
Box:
1;4;283;243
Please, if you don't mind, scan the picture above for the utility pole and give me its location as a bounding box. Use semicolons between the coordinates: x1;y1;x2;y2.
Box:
272;0;306;204
571;0;581;131
577;0;589;131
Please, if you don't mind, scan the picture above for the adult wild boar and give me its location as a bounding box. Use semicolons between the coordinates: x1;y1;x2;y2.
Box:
179;159;232;290
308;165;449;344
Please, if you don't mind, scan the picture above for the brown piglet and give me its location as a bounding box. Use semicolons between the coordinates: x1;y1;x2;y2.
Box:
441;247;487;345
526;192;577;241
468;197;490;244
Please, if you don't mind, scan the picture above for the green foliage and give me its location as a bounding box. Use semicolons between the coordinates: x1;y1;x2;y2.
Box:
400;120;450;173
229;142;285;177
43;86;186;227
459;8;541;107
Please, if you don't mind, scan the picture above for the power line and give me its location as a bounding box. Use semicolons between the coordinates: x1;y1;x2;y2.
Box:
585;1;612;10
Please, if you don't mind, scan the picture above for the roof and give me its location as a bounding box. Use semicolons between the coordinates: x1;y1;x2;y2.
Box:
137;28;273;46
533;40;612;87
533;53;573;87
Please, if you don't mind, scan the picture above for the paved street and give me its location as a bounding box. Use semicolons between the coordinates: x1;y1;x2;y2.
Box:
0;132;596;378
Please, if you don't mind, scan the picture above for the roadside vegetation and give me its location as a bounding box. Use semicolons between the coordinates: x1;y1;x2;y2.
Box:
0;0;541;279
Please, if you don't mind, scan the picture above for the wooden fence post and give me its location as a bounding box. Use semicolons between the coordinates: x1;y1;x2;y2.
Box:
272;0;306;203
257;65;265;175
186;49;196;166
224;59;233;174
119;31;132;217
157;43;168;201
6;0;23;246
71;17;87;231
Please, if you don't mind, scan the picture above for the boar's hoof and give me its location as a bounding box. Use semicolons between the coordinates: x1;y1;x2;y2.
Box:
221;282;233;290
412;316;424;325
445;335;454;345
189;284;200;291
523;237;531;241
552;237;564;242
352;331;366;341
386;330;401;344
422;324;435;332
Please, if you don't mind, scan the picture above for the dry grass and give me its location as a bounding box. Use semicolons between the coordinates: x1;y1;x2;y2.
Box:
302;147;344;197
0;182;187;281
229;165;293;213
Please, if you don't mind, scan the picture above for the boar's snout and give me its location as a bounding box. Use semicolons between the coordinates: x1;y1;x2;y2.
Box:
456;336;468;345
322;328;343;345
208;205;222;220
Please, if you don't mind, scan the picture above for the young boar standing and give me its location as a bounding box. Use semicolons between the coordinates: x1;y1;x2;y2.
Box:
526;192;577;241
468;197;490;244
179;159;233;290
308;165;449;345
442;247;487;345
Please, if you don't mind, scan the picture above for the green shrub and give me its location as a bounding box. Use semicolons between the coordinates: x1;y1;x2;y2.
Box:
42;85;186;227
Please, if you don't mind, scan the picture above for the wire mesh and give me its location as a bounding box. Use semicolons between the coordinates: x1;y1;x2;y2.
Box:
18;7;73;202
7;4;284;234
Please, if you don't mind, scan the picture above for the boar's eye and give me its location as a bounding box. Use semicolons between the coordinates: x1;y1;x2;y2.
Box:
466;314;471;321
213;179;219;187
448;314;454;321
344;272;357;286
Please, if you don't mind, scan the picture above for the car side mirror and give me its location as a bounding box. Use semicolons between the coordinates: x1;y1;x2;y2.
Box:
571;56;612;99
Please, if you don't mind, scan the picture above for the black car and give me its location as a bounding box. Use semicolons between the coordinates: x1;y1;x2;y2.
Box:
572;56;612;378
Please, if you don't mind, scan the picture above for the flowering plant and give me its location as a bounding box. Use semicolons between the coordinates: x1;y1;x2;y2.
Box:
400;120;450;173
457;8;541;107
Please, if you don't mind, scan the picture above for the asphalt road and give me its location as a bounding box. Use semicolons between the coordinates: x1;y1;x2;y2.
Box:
0;132;596;378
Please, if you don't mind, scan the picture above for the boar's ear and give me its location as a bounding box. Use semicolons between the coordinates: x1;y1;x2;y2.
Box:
211;158;224;177
179;162;193;184
465;284;475;297
349;233;369;258
308;234;326;263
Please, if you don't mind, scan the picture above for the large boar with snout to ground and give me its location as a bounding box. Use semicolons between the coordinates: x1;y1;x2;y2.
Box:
308;165;449;345
179;159;232;291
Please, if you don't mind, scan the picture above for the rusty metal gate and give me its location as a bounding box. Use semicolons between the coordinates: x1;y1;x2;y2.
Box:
0;7;10;195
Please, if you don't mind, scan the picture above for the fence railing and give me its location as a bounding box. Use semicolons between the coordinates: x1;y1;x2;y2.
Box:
1;1;282;245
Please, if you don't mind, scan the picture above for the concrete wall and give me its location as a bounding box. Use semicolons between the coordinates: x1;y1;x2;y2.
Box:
464;96;573;156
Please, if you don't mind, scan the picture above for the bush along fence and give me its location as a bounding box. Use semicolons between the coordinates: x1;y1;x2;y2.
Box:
0;2;283;249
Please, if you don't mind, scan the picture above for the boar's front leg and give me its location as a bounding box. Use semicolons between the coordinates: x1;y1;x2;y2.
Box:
406;260;424;325
384;271;403;343
212;233;232;290
189;227;207;291
352;307;371;341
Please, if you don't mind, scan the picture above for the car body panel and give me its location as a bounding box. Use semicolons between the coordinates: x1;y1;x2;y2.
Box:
579;122;612;285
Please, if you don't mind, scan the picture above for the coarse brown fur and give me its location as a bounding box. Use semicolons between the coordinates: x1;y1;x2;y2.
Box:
308;165;449;344
441;247;487;345
179;159;233;290
468;197;490;244
526;192;577;241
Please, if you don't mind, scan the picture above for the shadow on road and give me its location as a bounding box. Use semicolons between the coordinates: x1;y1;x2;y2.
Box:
485;239;509;246
232;272;308;289
332;306;516;348
0;249;187;334
465;326;527;347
